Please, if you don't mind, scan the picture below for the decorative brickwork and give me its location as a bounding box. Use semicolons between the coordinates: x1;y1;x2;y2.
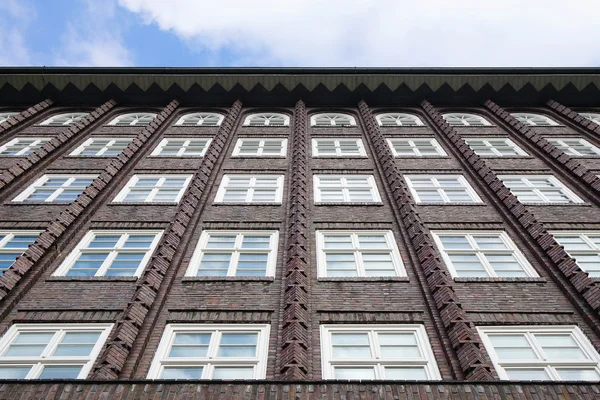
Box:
358;100;494;381
91;100;243;380
278;100;310;380
547;99;600;136
0;99;54;136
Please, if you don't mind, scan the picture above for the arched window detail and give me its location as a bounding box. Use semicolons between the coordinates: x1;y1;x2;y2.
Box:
0;112;19;124
175;112;224;126
579;113;600;125
511;113;558;126
243;113;290;127
442;113;491;127
108;113;157;126
310;113;356;127
376;113;424;127
40;112;89;126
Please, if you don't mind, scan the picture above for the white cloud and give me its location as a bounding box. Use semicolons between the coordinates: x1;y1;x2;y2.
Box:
118;0;600;66
0;0;35;65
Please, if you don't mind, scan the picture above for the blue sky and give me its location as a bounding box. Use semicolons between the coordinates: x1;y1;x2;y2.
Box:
1;0;600;67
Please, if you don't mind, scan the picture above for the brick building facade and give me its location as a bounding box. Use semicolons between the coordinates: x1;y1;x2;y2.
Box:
0;68;599;398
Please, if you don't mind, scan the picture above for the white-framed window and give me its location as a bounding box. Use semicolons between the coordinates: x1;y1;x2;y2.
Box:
147;324;270;380
545;138;600;157
0;231;41;275
478;325;600;381
232;138;287;157
0;112;19;124
151;138;212;157
387;138;447;157
404;175;482;204
0;323;113;379
376;113;424;127
52;230;163;277
465;138;529;157
175;113;224;126
316;231;406;278
442;113;491;127
108;113;157;126
215;175;284;204
550;231;600;277
320;324;441;380
0;138;50;156
498;175;584;204
113;175;192;203
312;138;367;157
243;113;289;127
310;113;356;127
431;231;537;278
39;113;89;126
186;231;278;277
580;113;600;125
69;138;132;156
313;175;381;203
511;113;559;126
13;174;96;203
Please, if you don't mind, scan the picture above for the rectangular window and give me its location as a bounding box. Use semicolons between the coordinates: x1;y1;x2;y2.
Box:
551;232;600;277
0;231;40;275
69;138;132;156
320;325;441;380
404;175;482;204
387;138;447;157
0;324;113;379
113;175;192;203
151;138;212;157
186;231;278;277
312;138;367;157
147;324;270;380
53;230;163;277
478;326;600;381
465;138;528;157
13;175;97;203
0;138;50;156
431;231;537;278
499;175;584;204
545;138;600;157
215;175;284;204
316;231;405;278
232;138;287;157
313;175;381;203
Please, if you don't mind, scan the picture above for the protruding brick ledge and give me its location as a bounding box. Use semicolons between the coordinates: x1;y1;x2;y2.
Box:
91;100;243;380
421;100;600;324
358;101;494;381
1;381;598;400
547;99;600;136
0;99;54;136
278;100;310;379
484;100;600;198
0;100;117;192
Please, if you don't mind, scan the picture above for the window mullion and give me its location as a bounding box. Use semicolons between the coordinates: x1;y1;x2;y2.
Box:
97;250;119;276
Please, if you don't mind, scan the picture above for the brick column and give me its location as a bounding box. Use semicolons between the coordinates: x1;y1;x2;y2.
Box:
421;100;600;333
92;100;243;380
547;99;600;136
0;99;54;136
358;100;494;380
278;99;310;379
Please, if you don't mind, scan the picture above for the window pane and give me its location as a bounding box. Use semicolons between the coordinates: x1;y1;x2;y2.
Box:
0;366;32;379
38;365;83;379
212;366;254;379
385;366;427;380
161;366;203;379
505;368;551;380
556;368;600;380
334;367;375;379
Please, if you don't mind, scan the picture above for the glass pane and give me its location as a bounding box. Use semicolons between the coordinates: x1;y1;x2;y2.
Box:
0;365;32;379
505;368;550;380
556;368;600;381
174;333;211;345
53;344;95;357
334;367;375;379
38;365;83;379
384;366;427;380
212;366;254;379
161;366;203;379
241;236;270;249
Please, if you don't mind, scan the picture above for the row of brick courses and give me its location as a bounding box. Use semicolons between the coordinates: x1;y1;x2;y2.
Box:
547;99;600;136
0;99;54;137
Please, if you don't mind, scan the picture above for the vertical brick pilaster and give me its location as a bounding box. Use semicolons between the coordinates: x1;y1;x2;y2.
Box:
358;101;494;381
421;100;600;332
0;99;54;136
484;100;600;198
91;100;243;380
278;100;310;379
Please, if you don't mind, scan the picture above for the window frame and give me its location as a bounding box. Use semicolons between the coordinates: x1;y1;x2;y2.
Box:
313;175;382;203
311;138;367;158
549;231;600;277
214;174;285;204
442;113;491;127
0;323;113;380
113;174;192;204
174;113;224;126
0;138;51;156
0;231;42;275
147;323;270;380
478;325;600;381
39;113;89;126
107;113;157;126
404;175;483;204
52;229;164;278
150;138;213;157
231;138;288;157
386;138;447;157
431;230;538;278
511;113;559;127
12;174;97;203
310;113;357;127
242;113;290;127
376;113;424;127
545;138;600;157
464;138;529;157
320;324;441;380
498;175;584;204
69;138;133;157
